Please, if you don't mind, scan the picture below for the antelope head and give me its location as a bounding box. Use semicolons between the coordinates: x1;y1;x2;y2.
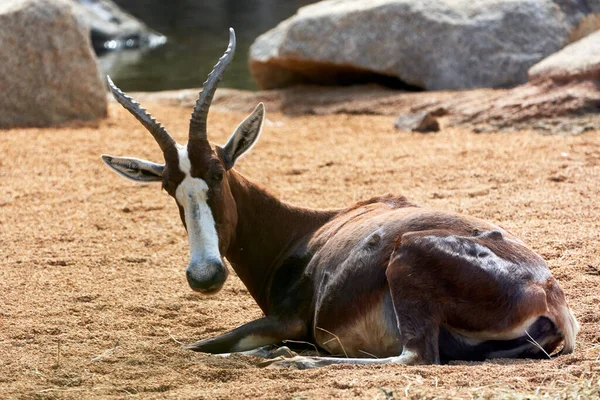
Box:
102;28;265;294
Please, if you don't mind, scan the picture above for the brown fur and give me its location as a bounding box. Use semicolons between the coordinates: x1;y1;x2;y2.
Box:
181;160;578;363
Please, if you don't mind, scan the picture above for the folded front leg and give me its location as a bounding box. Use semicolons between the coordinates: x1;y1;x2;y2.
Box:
182;317;306;354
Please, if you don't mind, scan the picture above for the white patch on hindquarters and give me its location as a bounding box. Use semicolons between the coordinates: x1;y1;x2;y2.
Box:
446;316;540;346
176;145;221;269
316;293;402;358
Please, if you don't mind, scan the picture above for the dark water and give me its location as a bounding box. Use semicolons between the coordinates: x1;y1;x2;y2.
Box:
104;0;316;92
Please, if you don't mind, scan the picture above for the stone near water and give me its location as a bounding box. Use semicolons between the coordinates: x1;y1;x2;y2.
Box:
250;0;596;91
73;0;166;54
0;0;107;128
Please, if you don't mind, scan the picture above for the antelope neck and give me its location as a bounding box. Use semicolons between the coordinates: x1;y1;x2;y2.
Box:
225;170;338;313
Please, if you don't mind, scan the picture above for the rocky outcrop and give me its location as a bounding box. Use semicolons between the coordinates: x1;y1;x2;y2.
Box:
250;0;595;91
529;30;600;83
0;0;107;128
449;80;600;134
447;30;600;133
121;77;599;135
127;30;600;135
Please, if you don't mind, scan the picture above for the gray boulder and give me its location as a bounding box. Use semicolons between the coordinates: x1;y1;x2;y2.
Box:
0;0;106;128
394;111;440;133
250;0;594;90
529;30;600;83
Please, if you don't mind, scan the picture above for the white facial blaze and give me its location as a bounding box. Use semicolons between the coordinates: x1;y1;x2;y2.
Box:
176;146;221;268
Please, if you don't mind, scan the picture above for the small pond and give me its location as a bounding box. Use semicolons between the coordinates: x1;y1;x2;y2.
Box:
104;0;317;92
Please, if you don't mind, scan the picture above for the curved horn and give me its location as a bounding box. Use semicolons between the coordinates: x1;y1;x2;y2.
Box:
189;28;236;140
107;76;176;153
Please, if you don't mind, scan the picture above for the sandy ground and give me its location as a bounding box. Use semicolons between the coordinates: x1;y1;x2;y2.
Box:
1;103;599;399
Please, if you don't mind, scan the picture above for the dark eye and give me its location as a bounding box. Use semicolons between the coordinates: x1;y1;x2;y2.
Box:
212;171;224;182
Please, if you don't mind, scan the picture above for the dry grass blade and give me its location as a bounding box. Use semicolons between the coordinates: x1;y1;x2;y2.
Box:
54;340;61;369
358;349;379;358
316;327;348;358
39;386;136;396
39;388;86;393
92;386;137;396
524;330;551;359
282;339;321;356
33;368;47;379
167;329;183;345
91;340;120;362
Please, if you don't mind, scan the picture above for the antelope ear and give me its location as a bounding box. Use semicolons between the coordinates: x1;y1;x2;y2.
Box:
101;155;164;182
221;103;264;170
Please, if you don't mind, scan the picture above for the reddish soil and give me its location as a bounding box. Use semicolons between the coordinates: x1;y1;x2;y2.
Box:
1;103;599;399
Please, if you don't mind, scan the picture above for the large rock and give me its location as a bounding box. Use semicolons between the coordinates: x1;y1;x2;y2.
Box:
250;0;594;91
529;30;600;83
0;0;106;128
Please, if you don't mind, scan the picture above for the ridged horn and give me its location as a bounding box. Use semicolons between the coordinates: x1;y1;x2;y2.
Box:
189;28;236;140
107;76;176;153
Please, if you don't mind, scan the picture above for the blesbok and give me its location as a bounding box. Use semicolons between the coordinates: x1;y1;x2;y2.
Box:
102;28;578;368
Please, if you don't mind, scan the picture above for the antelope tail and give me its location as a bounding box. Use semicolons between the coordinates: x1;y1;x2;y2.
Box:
557;306;579;355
